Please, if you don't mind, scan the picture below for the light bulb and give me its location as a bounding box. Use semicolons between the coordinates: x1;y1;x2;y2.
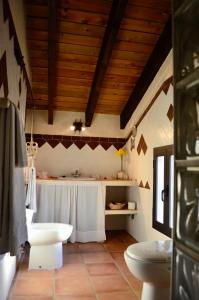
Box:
70;125;75;131
82;126;86;131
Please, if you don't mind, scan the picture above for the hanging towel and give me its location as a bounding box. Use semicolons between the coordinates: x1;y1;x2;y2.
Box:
26;166;37;212
0;99;28;256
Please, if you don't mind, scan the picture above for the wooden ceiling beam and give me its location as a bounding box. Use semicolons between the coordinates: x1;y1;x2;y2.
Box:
85;0;128;127
48;0;57;124
120;17;172;129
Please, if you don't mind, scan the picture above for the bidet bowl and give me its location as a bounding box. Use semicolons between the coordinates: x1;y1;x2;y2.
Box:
28;223;73;246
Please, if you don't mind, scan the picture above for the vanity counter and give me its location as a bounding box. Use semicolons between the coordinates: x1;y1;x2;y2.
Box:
36;178;137;187
35;179;137;243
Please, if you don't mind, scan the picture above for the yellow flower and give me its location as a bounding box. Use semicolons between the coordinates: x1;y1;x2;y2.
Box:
116;148;127;157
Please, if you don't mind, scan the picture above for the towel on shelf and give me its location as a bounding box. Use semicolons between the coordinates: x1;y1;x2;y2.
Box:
26;166;37;212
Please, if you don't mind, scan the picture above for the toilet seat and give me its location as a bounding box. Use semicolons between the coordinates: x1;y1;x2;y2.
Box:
126;240;172;263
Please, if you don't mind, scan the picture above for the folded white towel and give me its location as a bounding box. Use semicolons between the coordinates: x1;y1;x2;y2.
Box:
26;167;37;212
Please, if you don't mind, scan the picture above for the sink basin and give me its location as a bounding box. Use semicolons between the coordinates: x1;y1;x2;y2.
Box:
58;176;96;181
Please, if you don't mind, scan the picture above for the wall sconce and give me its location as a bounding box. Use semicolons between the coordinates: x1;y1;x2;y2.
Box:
70;120;86;132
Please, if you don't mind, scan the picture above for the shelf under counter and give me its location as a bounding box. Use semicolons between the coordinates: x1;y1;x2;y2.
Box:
105;209;138;215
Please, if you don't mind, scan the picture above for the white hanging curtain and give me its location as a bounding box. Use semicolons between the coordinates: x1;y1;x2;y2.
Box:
35;180;106;243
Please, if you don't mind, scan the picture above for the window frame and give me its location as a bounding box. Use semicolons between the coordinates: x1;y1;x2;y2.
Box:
153;144;174;237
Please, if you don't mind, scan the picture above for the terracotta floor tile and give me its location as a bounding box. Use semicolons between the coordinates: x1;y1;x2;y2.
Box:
12;278;53;296
105;231;135;244
103;242;128;252
63;253;83;264
97;291;138;300
56;296;96;300
125;274;143;291
90;275;130;293
82;252;113;264
110;252;124;261
55;263;88;277
119;234;137;244
103;238;123;245
63;243;80;254
86;263;119;276
114;259;132;275
55;275;94;296
10;231;139;300
10;297;52;300
78;243;106;253
17;269;54;279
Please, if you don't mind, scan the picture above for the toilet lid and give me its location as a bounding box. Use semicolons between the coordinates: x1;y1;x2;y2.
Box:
126;240;172;263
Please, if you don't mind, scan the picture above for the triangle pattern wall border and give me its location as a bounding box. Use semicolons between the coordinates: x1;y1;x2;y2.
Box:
25;134;127;151
139;180;150;189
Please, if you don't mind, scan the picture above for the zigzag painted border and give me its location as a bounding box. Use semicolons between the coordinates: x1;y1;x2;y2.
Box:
25;134;127;151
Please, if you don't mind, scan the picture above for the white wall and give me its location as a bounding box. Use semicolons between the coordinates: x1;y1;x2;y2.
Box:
26;110;125;138
35;143;122;179
26;111;126;178
125;51;173;242
124;51;173;136
0;254;16;300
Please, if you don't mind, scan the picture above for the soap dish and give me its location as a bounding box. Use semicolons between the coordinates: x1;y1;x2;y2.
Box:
109;202;126;210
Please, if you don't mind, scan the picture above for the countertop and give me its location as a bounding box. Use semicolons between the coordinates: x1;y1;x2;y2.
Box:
36;178;137;186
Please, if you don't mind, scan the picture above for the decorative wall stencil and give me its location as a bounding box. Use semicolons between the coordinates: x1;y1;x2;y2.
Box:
137;134;147;155
87;141;99;150
0;52;8;97
2;0;32;102
47;139;60;148
25;134;126;150
167;104;174;122
145;181;150;189
135;76;173;130
126;76;173;144
139;180;150;189
139;180;144;188
162;77;173;94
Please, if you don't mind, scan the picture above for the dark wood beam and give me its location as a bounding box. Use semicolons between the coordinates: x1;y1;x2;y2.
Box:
48;0;57;124
120;17;172;129
85;0;128;127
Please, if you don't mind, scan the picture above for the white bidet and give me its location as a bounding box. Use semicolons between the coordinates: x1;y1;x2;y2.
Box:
26;209;73;270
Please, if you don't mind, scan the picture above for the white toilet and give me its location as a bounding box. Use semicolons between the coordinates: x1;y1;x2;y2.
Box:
26;209;73;270
124;240;172;300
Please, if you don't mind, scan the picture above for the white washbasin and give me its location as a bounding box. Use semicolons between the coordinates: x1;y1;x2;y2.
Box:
58;176;96;181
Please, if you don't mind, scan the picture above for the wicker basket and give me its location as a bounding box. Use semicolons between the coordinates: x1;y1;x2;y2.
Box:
109;202;126;210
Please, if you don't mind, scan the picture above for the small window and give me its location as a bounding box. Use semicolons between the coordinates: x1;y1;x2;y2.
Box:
153;145;174;237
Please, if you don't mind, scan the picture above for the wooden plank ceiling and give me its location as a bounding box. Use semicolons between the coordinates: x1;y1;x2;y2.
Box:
25;0;171;127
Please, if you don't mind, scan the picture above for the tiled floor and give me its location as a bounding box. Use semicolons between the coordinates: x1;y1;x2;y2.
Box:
9;231;142;300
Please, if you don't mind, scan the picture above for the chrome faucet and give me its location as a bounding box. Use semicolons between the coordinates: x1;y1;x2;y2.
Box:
71;170;81;177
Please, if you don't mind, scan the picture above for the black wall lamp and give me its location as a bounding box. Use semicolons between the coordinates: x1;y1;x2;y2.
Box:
70;120;86;132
